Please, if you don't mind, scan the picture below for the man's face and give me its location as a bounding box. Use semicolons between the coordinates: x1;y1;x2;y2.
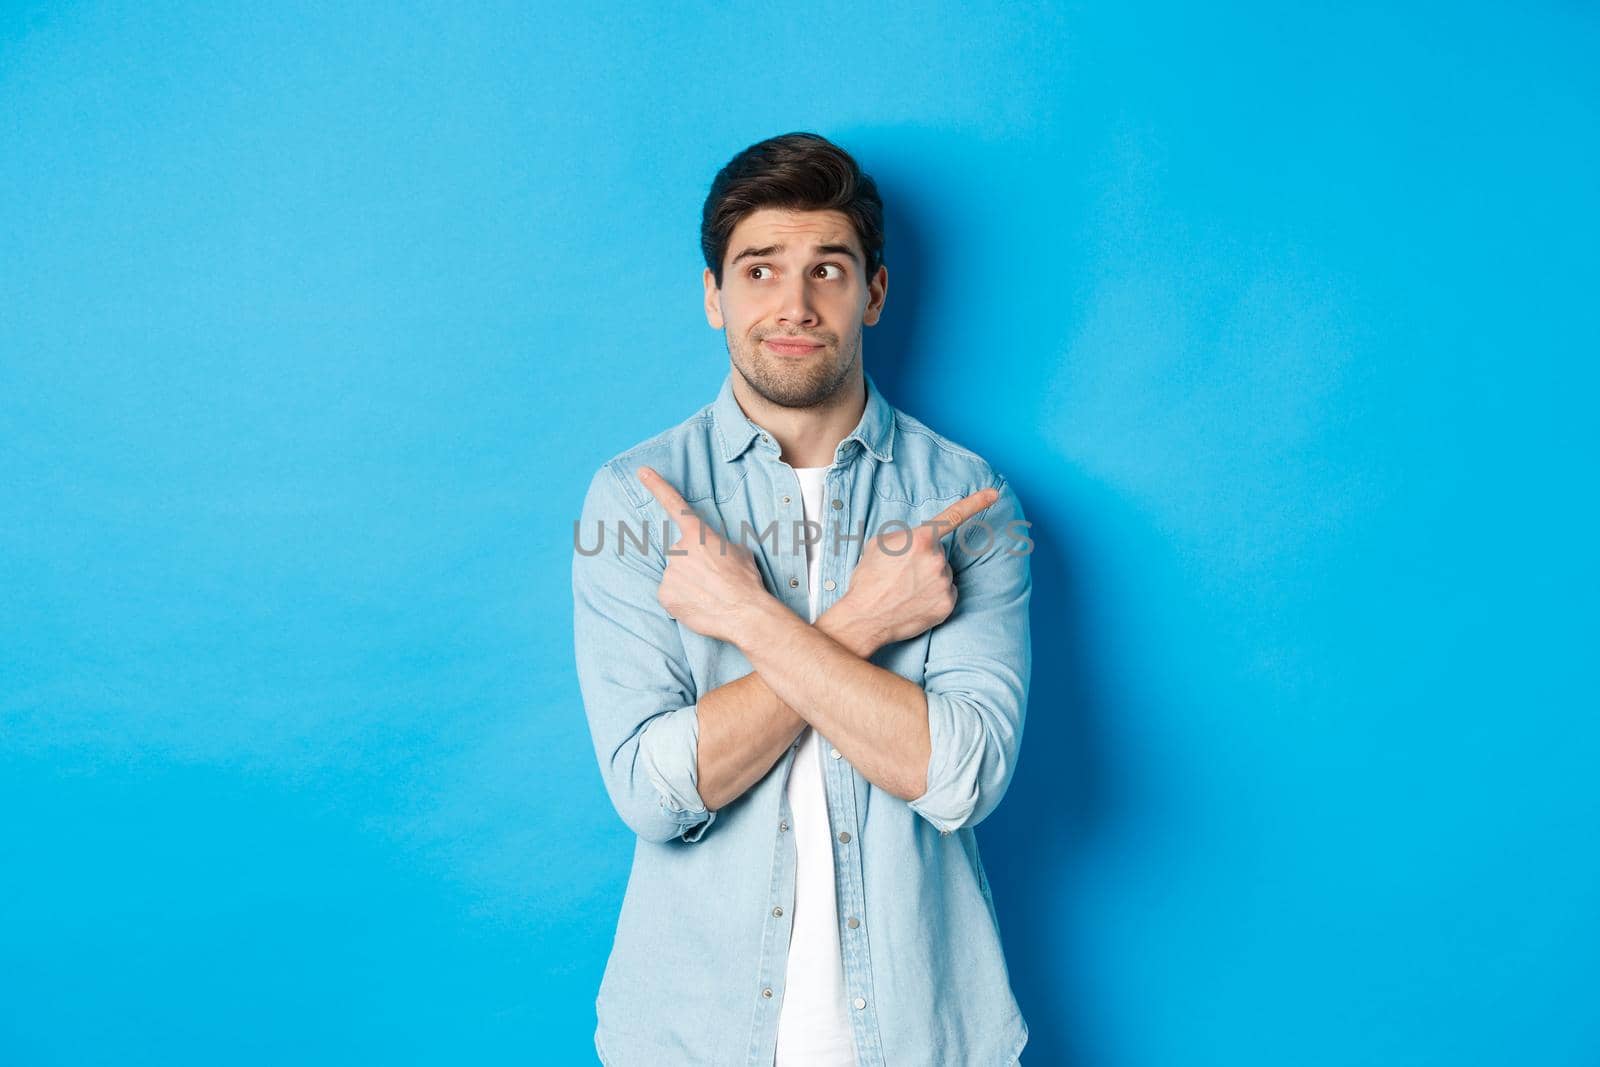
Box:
704;207;888;409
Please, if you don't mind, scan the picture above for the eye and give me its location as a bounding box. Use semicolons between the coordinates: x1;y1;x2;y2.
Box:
815;263;845;280
748;265;772;280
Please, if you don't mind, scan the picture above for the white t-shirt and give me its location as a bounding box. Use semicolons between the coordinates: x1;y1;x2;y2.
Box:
773;465;858;1066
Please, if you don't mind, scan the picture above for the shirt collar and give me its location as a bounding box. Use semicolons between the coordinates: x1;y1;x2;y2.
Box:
710;367;896;465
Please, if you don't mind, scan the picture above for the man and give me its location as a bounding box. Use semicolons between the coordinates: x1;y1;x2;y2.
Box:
572;132;1033;1066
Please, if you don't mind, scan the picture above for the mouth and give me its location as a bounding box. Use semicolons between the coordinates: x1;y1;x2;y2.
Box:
764;337;824;357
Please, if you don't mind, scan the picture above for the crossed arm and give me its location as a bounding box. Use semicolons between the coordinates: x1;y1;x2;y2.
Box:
691;598;925;812
635;462;1005;813
572;459;1031;843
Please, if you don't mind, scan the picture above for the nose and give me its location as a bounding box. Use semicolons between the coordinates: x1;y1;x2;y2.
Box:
775;273;819;330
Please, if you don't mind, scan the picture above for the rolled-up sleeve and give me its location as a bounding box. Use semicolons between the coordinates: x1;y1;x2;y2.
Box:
572;461;718;844
907;474;1033;835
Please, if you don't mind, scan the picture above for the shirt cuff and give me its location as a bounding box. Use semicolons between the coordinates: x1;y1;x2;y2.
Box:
905;689;985;836
639;703;718;843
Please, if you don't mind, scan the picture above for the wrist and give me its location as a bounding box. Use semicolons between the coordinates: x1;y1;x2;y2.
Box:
728;592;791;653
817;600;883;659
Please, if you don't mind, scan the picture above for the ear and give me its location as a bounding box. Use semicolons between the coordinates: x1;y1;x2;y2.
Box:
703;267;725;329
862;264;888;327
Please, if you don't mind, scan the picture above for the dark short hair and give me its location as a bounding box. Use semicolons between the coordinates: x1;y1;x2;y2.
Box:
701;131;885;289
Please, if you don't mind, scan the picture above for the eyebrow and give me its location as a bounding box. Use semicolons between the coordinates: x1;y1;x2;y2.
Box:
728;242;861;268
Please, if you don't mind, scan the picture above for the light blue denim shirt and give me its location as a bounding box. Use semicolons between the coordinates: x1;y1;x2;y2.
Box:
572;368;1033;1066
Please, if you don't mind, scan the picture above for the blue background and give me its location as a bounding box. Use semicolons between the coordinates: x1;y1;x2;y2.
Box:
3;2;1596;1064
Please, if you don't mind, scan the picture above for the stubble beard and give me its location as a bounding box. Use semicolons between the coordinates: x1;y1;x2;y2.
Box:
730;330;861;410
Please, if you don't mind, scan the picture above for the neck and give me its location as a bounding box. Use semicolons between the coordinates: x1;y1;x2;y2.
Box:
731;367;866;468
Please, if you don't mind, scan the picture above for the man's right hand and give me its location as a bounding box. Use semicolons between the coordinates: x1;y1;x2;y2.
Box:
831;486;999;649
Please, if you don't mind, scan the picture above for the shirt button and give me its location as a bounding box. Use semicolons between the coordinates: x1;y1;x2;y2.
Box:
830;748;841;759
831;499;843;510
837;831;851;843
788;576;799;588
853;996;866;1010
761;434;771;443
782;494;791;504
823;579;836;591
762;987;773;999
941;829;951;836
847;917;859;929
779;820;789;831
773;906;784;917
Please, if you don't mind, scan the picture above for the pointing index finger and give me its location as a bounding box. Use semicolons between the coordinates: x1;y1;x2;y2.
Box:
636;465;702;528
929;485;1000;542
